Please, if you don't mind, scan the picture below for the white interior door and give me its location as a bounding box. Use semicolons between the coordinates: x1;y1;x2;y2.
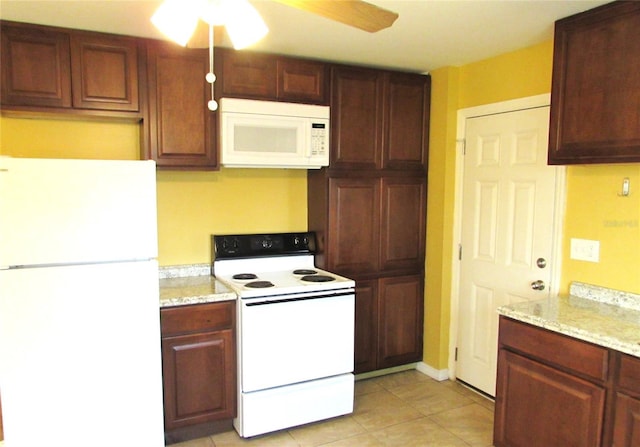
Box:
456;106;559;396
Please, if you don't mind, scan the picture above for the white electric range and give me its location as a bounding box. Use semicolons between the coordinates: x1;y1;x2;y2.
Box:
211;232;355;438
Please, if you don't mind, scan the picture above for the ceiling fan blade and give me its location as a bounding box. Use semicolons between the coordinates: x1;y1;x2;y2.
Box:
273;0;398;33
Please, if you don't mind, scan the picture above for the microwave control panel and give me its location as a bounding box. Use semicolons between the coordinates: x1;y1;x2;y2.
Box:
310;122;328;156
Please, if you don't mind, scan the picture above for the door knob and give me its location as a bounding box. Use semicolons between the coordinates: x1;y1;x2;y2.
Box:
531;280;545;291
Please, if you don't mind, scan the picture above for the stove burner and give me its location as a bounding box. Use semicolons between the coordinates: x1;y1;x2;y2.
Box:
293;269;317;275
233;273;258;280
245;281;275;288
301;275;335;283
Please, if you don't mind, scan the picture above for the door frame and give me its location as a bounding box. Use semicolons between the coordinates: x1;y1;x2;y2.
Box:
448;94;566;381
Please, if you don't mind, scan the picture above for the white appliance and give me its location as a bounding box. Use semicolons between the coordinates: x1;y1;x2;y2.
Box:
220;98;330;169
0;157;165;447
211;232;355;438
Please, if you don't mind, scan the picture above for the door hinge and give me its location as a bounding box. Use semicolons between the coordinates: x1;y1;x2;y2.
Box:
458;244;462;261
455;347;458;361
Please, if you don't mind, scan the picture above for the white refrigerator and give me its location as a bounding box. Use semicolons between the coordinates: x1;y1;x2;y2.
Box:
0;157;165;447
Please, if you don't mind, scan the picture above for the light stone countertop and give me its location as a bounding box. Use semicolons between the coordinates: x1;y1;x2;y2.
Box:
158;264;237;308
498;282;640;358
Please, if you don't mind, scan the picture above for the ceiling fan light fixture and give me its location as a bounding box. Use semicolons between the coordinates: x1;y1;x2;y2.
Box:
150;0;201;47
223;0;269;49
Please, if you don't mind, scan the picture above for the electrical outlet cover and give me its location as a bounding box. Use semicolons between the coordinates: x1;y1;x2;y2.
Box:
570;238;600;263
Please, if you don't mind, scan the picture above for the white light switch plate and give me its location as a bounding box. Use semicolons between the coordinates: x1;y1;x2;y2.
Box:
570;238;600;262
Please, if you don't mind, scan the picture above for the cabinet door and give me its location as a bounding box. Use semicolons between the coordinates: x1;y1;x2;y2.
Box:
146;41;218;169
162;330;235;430
494;349;605;447
548;1;640;164
384;73;430;170
328;176;380;274
220;49;277;99
277;58;327;104
70;33;139;111
380;176;426;273
331;67;384;169
613;393;640;447
354;279;378;374
1;23;71;108
377;274;424;369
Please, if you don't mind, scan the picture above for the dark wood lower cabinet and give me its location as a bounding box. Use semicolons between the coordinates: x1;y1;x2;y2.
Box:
494;349;605;447
495;316;640;447
354;275;424;374
613;393;640;447
614;353;640;447
160;301;236;443
354;279;378;373
378;275;424;369
162;330;234;429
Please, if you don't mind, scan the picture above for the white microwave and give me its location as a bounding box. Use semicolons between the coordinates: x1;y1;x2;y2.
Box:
220;98;330;169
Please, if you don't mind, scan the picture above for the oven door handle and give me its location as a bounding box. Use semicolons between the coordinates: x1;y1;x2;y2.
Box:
245;291;354;306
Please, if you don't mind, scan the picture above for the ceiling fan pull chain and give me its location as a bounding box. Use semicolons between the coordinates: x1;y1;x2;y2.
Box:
206;22;218;111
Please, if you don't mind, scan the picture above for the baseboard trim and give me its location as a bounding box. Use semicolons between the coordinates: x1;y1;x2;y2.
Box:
416;362;449;381
355;363;417;381
355;362;449;382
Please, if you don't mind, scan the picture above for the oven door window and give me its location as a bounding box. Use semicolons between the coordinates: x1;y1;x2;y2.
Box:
239;293;354;393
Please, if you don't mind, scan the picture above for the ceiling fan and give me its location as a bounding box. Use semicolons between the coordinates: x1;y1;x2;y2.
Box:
152;0;398;110
260;0;398;33
153;0;399;49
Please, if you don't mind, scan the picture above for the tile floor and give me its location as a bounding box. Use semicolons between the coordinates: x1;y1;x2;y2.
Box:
169;370;495;447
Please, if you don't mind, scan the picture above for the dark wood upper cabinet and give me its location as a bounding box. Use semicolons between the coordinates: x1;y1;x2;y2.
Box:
219;49;327;104
1;21;141;115
385;73;430;170
1;23;72;108
277;58;327;104
70;32;139;111
145;41;218;170
330;66;429;170
330;66;385;170
548;1;640;164
220;49;277;99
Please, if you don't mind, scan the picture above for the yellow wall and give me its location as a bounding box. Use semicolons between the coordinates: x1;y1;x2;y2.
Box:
3;36;639;373
425;38;640;371
0;116;308;266
561;164;640;294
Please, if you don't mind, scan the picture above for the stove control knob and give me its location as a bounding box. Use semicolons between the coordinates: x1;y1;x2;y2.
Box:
262;240;273;249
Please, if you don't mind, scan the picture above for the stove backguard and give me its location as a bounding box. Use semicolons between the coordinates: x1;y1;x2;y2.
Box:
212;232;317;262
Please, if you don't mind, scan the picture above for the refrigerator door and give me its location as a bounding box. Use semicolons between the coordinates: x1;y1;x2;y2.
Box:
0;261;164;447
0;157;158;268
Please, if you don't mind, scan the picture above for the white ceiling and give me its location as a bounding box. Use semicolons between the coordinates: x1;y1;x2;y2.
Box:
0;0;610;73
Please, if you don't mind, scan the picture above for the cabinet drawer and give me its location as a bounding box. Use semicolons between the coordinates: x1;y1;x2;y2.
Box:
499;317;608;382
618;353;640;396
161;301;234;336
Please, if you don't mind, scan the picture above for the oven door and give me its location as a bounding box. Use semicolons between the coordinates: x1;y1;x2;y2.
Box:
238;290;354;393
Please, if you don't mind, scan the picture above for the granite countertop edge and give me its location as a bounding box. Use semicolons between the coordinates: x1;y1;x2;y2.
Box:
498;282;640;358
158;264;237;308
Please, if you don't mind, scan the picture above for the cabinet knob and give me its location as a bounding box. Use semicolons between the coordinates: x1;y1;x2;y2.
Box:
531;280;545;291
